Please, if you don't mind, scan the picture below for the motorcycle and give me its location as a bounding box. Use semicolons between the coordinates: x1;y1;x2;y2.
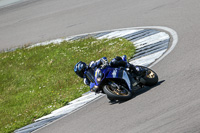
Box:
86;65;158;101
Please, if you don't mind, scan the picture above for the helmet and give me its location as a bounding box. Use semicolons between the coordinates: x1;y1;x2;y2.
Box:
74;61;87;78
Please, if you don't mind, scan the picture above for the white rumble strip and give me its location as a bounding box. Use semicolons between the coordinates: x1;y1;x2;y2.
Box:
15;26;178;133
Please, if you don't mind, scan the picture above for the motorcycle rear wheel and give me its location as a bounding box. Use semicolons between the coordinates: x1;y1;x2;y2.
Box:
138;66;158;86
103;84;132;101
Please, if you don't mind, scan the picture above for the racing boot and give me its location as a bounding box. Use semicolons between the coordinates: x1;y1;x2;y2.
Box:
127;63;146;76
135;66;146;77
122;55;127;62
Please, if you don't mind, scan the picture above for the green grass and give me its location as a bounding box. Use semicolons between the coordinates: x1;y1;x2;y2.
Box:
0;37;135;133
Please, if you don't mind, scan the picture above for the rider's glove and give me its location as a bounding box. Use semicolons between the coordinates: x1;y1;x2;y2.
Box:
101;62;108;69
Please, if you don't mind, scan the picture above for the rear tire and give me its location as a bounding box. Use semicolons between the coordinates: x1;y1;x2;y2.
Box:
103;85;132;101
137;66;158;86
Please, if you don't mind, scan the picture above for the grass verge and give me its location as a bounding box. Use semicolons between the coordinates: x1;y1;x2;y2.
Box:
0;37;135;133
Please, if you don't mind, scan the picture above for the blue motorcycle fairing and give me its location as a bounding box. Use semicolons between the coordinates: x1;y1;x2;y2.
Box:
106;68;132;91
94;66;113;85
93;66;132;91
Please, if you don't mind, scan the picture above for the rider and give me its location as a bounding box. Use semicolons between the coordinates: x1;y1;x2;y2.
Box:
74;55;144;92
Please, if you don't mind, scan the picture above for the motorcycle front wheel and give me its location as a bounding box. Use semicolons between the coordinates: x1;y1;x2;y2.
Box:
103;84;132;101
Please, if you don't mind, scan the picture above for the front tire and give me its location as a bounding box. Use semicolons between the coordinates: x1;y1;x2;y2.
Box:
103;85;132;101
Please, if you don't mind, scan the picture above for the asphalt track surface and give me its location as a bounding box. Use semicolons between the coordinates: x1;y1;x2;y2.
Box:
1;0;200;133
